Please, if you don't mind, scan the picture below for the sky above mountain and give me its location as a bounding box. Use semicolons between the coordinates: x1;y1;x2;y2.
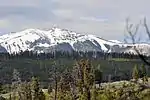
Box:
0;0;150;41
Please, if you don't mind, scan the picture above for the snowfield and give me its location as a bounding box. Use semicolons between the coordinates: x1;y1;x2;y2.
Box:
0;27;150;55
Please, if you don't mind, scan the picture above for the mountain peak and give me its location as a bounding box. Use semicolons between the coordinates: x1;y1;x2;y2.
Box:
0;28;149;55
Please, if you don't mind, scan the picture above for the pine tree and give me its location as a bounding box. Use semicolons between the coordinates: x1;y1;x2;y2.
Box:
48;61;60;100
58;69;73;92
84;60;95;100
141;64;146;76
57;69;74;100
141;64;148;83
53;62;58;100
75;59;95;100
18;82;32;100
25;82;32;100
31;77;41;100
12;69;21;88
91;84;97;100
70;66;78;100
11;69;21;100
132;65;139;82
95;64;103;87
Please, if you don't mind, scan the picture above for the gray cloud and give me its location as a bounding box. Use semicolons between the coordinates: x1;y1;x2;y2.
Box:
0;0;150;41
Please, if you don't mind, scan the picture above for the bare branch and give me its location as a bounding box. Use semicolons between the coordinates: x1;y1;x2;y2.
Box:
134;47;150;66
144;17;150;39
125;18;150;66
126;18;139;44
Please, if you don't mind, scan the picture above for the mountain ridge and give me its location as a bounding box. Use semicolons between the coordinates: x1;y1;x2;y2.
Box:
0;27;150;55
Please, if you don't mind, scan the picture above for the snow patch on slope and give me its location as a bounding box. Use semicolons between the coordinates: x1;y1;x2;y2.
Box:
0;27;149;55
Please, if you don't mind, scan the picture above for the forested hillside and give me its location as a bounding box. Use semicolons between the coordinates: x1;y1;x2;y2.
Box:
0;51;150;99
0;51;149;84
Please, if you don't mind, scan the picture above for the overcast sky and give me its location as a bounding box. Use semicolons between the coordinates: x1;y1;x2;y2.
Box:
0;0;149;41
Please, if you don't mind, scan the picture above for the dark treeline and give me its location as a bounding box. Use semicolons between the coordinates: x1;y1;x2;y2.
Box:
0;50;147;60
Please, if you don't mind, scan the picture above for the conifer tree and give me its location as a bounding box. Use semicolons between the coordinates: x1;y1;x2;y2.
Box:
95;64;103;87
141;64;148;83
32;77;40;100
75;59;95;100
132;65;139;82
53;62;58;100
25;82;32;100
57;69;74;100
141;64;146;77
18;82;32;100
91;80;97;100
49;61;60;100
11;69;21;100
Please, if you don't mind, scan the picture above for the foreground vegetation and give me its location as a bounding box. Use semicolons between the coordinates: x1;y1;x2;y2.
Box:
0;59;150;100
0;57;148;84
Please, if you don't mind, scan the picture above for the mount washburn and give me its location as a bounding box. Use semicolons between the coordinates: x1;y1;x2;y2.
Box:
0;27;150;55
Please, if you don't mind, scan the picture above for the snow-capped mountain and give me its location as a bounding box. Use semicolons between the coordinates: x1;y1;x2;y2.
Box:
0;27;150;55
